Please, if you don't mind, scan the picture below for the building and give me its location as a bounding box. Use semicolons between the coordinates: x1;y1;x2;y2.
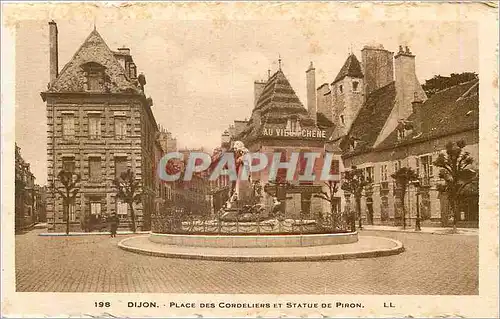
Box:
213;63;341;220
15;144;42;231
41;21;166;232
314;44;479;227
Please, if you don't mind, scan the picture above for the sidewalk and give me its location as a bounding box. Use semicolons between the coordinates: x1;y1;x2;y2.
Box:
39;230;150;236
361;225;478;235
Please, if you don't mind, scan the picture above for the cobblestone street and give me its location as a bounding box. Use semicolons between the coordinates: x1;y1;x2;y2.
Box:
15;229;478;295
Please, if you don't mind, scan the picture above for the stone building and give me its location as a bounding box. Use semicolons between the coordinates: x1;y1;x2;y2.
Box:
314;44;479;227
15;144;42;231
213;64;341;220
41;21;166;232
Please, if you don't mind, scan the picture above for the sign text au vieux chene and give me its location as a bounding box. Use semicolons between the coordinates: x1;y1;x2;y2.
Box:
262;128;327;139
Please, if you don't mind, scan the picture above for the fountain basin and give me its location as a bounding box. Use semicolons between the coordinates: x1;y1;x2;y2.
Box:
149;231;358;248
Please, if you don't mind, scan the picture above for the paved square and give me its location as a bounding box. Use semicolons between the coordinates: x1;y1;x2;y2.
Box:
15;229;478;294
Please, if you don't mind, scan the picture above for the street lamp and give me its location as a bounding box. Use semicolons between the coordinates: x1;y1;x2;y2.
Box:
411;179;421;231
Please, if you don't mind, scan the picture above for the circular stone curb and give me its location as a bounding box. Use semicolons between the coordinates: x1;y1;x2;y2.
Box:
118;236;404;262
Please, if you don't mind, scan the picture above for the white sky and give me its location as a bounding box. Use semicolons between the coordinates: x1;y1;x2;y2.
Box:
15;20;478;184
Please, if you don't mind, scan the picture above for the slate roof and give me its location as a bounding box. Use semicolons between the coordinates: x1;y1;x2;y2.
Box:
341;82;396;155
238;69;318;142
333;54;364;84
377;79;479;149
46;29;140;94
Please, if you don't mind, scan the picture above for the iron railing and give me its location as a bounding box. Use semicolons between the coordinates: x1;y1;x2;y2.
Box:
151;206;352;235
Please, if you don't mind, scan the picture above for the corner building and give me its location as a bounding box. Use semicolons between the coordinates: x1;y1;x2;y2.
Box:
230;67;338;219
41;22;165;232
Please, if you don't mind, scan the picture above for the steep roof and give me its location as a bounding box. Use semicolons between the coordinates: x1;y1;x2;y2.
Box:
341;82;396;155
238;69;317;142
333;54;364;84
377;79;479;149
46;29;140;94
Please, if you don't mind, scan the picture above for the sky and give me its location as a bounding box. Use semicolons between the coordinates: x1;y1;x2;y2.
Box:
15;19;478;184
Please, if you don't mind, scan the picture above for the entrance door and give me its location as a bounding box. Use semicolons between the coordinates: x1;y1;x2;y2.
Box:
366;198;374;225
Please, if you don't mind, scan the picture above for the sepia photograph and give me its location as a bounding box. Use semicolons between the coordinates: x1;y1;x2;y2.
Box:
2;2;498;318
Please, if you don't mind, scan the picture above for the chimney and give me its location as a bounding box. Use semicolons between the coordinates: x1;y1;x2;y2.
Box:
361;44;394;97
411;94;424;133
306;61;317;123
254;81;266;108
394;45;427;120
49;21;58;85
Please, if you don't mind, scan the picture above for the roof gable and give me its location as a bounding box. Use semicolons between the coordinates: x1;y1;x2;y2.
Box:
47;29;139;94
238;70;318;142
342;82;396;154
333;54;364;84
376;79;479;149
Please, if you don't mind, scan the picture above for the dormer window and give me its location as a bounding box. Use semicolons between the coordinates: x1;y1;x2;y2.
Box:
397;128;406;140
352;81;359;92
339;85;343;94
129;63;137;79
340;115;345;125
81;62;106;92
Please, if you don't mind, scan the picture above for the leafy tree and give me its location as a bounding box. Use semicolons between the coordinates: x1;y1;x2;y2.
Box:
113;169;142;233
433;140;478;230
341;166;370;231
313;181;340;229
391;167;418;229
54;170;81;235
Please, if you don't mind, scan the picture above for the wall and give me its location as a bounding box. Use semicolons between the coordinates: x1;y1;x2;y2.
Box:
342;130;479;226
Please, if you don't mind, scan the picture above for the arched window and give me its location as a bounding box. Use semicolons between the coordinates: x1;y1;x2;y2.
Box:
81;62;106;92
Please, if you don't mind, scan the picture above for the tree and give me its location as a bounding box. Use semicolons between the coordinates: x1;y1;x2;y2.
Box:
113;169;142;233
391;167;418;229
54;170;81;235
313;181;340;229
433;140;478;230
341;166;370;231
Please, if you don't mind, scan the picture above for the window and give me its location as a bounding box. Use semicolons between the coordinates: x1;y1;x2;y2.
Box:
290;119;298;131
115;117;127;139
116;200;128;217
364;166;374;183
62;114;75;138
62;198;76;221
394;160;402;172
380;164;388;181
89;157;101;182
301;193;312;217
115;157;128;178
420;155;433;178
352;81;359;92
397;128;405;140
340;115;345;125
415;157;420;177
88;115;101;139
339;85;343;94
90;201;101;216
330;159;340;175
82;62;105;92
62;157;75;173
129;63;137;79
274;148;287;183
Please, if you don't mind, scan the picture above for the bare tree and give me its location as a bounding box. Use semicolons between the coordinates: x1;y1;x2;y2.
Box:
54;170;81;235
113;169;142;233
391;167;418;229
433;140;478;230
341;166;370;231
313;181;340;229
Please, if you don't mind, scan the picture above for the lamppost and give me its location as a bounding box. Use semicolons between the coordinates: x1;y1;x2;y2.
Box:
411;179;421;231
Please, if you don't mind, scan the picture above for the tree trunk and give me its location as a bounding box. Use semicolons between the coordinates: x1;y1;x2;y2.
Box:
401;189;407;229
330;201;337;230
64;197;70;235
356;196;362;229
129;202;136;233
